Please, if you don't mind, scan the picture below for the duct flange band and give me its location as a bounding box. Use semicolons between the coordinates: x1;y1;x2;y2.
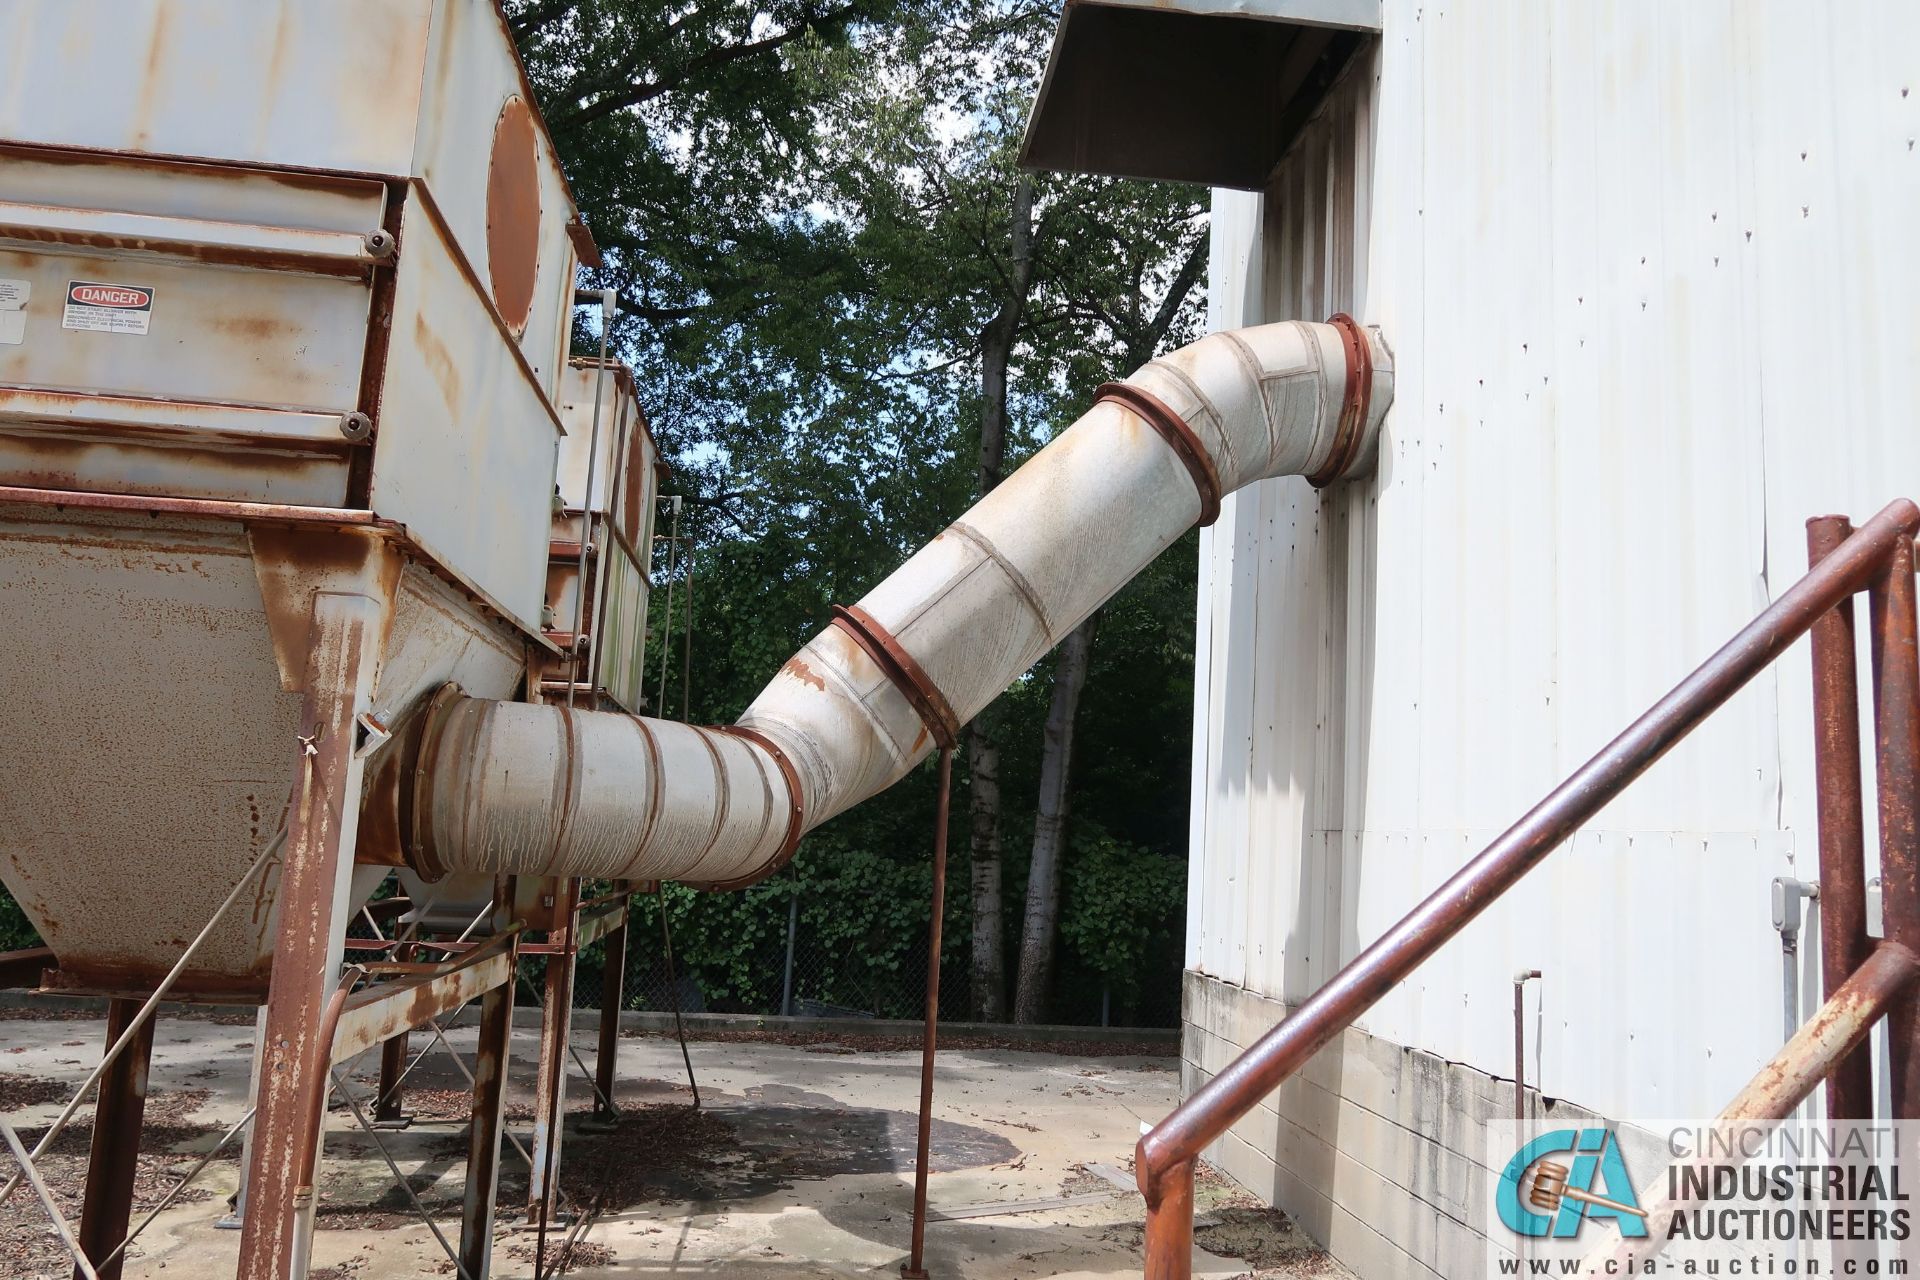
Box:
1306;312;1374;488
830;604;961;750
682;724;807;890
1094;381;1223;526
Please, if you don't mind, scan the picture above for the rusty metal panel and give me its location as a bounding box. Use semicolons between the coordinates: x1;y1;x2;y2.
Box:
370;191;561;637
0;247;372;414
594;535;649;712
413;0;584;400
555;362;633;514
329;944;515;1065
551;360;654;707
0;144;391;232
0;505;527;990
0;150;391;505
0;1;432;176
0;510;302;992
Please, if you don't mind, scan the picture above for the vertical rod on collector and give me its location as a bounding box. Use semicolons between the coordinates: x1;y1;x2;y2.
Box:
75;998;155;1280
595;914;627;1118
458;877;519;1280
1869;535;1920;1121
374;1034;408;1126
654;498;682;716
902;745;955;1280
531;880;581;1257
1807;516;1874;1119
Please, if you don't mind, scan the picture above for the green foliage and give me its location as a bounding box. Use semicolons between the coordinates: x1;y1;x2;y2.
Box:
1059;825;1183;996
504;0;1202;1024
0;892;39;952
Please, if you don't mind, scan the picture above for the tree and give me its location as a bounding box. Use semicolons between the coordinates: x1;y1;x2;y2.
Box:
1008;179;1210;1023
965;172;1034;1022
506;0;1208;1028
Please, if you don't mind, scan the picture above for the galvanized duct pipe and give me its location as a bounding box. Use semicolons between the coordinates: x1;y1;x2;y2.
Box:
402;318;1393;888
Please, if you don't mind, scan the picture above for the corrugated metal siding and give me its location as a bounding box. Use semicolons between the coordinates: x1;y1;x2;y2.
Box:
1190;1;1920;1123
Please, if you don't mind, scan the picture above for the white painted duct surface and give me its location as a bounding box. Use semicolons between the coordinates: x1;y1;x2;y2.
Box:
409;320;1392;886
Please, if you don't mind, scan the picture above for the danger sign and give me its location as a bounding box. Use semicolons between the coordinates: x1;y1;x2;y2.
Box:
63;280;154;335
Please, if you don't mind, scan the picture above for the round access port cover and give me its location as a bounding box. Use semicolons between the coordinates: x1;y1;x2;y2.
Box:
486;95;543;335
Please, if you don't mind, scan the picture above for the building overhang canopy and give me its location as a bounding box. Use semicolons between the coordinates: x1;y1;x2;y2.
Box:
1017;0;1380;190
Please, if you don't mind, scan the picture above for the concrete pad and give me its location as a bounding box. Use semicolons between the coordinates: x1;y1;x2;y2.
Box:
0;1006;1345;1278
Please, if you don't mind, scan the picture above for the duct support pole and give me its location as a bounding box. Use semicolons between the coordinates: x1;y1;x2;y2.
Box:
1869;534;1920;1122
235;591;384;1280
1807;516;1874;1121
373;1033;410;1127
594;913;627;1119
902;744;954;1280
528;879;580;1226
75;998;155;1280
459;876;520;1280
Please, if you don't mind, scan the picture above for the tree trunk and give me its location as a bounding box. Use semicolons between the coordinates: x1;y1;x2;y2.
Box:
966;714;1005;1020
965;173;1034;1023
1012;612;1099;1025
1002;227;1208;1026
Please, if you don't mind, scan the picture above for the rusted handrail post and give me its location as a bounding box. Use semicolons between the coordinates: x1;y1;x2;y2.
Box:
1136;499;1920;1280
902;744;955;1280
1807;516;1874;1119
1868;533;1920;1121
1580;939;1920;1275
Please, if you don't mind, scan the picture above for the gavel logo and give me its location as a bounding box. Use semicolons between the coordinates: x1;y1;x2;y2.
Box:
1525;1159;1649;1221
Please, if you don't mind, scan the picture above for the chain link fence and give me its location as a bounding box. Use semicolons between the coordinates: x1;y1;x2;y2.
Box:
562;885;1182;1029
348;875;1181;1029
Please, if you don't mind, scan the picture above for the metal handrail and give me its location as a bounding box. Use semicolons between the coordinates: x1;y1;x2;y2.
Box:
1136;498;1920;1279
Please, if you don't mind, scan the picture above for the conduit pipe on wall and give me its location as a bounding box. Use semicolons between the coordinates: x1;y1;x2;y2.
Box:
400;318;1394;888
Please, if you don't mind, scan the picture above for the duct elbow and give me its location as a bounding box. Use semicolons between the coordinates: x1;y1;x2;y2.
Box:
1122;316;1394;497
393;689;801;888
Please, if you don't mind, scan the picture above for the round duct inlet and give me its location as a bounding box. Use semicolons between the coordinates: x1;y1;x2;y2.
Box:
486;95;542;334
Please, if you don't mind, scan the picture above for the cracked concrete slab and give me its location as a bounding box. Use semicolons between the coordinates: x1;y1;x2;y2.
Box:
1;1006;1344;1279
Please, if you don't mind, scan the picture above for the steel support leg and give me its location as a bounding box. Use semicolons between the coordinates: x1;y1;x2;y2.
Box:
460;878;519;1280
1808;516;1875;1120
235;591;382;1280
374;1033;409;1127
75;998;155;1280
527;883;578;1226
594;920;626;1119
902;745;953;1280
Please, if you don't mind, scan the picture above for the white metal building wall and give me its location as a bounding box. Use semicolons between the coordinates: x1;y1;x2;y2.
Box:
1189;0;1920;1126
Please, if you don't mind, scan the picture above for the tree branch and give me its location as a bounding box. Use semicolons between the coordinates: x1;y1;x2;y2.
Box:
1146;233;1208;348
507;0;578;38
552;3;867;133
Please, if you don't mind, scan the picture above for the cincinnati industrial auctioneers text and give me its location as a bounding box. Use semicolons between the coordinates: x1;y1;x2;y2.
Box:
1488;1120;1918;1275
1662;1124;1911;1246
